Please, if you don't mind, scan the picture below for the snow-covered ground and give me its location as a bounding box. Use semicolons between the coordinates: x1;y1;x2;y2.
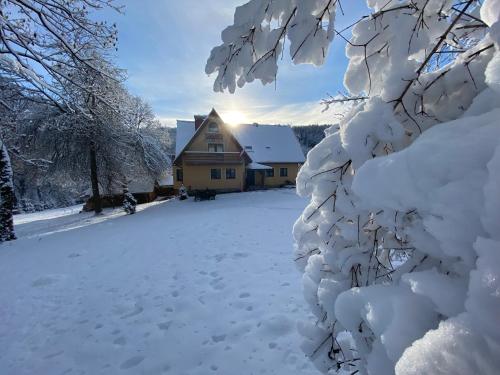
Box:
0;190;317;375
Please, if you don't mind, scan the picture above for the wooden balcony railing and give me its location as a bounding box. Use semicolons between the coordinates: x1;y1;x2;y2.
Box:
183;151;244;165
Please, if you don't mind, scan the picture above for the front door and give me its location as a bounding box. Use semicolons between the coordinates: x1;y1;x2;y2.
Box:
246;169;255;188
255;171;264;186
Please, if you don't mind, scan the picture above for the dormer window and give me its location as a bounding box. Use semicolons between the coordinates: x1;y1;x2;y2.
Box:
208;122;219;133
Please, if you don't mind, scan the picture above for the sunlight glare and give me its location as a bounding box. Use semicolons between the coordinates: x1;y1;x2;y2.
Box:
223;110;248;126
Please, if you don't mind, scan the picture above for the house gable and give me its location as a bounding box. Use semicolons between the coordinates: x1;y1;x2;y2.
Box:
174;109;250;166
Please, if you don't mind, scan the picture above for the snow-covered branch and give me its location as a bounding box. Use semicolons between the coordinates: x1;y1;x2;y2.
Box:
210;0;500;373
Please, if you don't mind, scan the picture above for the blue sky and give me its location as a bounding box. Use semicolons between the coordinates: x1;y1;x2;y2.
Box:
107;1;368;126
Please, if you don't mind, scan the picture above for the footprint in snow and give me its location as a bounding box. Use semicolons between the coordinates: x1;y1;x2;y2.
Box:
120;304;143;319
260;315;293;336
214;253;226;262
210;282;225;291
239;292;251;298
32;276;57;287
211;334;226;343
232;252;249;259
43;350;64;360
119;355;145;370
113;336;127;345
209;277;226;290
157;321;172;331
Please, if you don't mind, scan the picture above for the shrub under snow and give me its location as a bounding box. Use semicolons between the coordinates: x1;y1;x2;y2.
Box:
207;0;500;373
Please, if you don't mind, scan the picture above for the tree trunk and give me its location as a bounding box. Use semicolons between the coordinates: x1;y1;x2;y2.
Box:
89;140;102;215
0;141;16;242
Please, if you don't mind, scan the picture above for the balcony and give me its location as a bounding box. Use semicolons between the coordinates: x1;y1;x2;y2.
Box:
183;151;244;165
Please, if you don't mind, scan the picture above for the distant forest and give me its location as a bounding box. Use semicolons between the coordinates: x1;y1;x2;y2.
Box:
291;125;329;155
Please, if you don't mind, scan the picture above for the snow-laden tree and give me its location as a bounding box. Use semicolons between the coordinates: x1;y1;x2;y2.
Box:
0;79;22;241
122;95;172;179
60;54;129;213
0;0;120;238
30;55;172;214
8;90;171;213
0;0;119;106
0;138;15;241
208;1;500;374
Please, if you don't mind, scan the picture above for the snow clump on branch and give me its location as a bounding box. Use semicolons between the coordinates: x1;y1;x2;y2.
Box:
208;0;500;374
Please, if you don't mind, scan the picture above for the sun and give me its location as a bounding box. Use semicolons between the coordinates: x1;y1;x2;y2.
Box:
223;110;248;126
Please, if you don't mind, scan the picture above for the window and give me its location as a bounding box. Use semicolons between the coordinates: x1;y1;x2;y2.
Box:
211;168;221;180
226;168;236;179
176;168;183;182
245;145;253;150
280;167;288;177
208;122;219;133
265;168;274;177
208;143;224;152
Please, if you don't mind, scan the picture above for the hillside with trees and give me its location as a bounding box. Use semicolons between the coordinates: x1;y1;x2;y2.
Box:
292;125;329;155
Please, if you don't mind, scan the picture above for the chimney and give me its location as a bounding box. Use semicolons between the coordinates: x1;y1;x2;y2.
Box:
194;115;206;130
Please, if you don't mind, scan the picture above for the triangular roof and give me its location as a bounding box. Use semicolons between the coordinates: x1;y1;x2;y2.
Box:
173;108;250;165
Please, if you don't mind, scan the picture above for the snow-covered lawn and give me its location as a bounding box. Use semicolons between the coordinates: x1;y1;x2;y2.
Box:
0;190;317;375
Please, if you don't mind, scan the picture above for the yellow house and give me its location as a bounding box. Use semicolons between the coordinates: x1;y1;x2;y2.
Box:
173;109;305;193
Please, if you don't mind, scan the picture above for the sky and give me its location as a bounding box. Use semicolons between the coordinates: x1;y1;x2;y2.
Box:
106;1;369;126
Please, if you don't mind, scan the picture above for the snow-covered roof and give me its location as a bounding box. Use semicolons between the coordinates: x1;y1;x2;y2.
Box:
175;120;305;164
82;177;155;196
158;171;173;186
175;120;196;157
248;162;273;170
232;124;305;164
128;179;155;194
